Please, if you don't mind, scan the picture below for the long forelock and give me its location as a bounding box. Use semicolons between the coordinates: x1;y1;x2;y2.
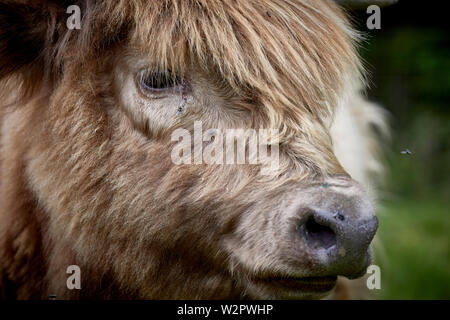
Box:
63;0;364;176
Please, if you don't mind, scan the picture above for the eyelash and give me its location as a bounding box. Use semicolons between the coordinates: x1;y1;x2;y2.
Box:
138;68;184;93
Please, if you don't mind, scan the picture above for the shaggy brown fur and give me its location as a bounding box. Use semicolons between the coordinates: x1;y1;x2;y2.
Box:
0;0;384;299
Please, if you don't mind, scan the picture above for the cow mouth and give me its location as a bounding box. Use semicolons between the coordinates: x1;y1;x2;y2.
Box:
249;275;338;298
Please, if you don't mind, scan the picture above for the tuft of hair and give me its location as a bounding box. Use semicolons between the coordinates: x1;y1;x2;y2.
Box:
1;0;365;176
80;0;365;176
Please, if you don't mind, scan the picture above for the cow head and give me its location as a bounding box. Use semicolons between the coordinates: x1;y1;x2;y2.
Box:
0;0;384;299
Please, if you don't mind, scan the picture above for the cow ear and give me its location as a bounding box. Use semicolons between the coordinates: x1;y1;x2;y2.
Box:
0;1;67;84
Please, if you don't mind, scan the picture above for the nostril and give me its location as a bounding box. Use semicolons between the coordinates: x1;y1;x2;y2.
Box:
304;217;336;250
333;211;345;221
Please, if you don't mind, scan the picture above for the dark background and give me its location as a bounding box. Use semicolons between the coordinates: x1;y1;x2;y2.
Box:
350;0;449;299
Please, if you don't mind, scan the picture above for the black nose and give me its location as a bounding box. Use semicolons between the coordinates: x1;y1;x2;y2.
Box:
299;208;378;279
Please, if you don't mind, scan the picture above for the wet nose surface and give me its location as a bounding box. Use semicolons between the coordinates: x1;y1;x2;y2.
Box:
299;206;378;279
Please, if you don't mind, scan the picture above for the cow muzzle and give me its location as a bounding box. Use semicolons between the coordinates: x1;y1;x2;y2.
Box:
298;197;378;279
287;176;378;279
234;175;378;299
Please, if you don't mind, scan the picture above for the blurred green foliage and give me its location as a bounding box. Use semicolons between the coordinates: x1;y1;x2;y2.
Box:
365;27;450;200
355;6;450;299
375;200;450;299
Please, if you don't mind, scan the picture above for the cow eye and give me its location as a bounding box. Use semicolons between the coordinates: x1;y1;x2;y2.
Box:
138;68;184;93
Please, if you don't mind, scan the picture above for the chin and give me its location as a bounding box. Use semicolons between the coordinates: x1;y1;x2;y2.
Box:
244;275;338;300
